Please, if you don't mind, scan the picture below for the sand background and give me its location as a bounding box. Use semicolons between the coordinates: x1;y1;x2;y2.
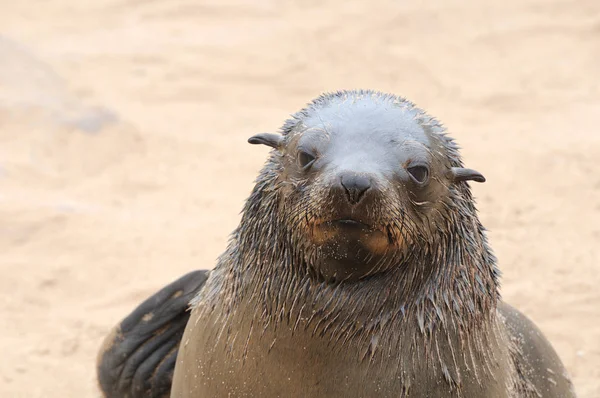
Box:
0;0;599;396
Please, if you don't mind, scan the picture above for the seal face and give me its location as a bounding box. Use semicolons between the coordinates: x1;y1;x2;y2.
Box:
249;92;482;283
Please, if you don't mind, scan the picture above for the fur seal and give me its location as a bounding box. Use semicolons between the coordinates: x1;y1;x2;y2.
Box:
97;90;575;397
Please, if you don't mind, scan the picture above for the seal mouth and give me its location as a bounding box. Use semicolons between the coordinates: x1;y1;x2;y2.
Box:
322;219;381;234
329;219;371;228
309;217;395;254
309;217;395;282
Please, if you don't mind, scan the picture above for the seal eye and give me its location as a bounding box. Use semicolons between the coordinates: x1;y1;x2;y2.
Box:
297;151;316;169
407;165;429;184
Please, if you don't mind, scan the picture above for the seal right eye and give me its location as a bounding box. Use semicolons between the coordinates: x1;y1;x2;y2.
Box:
297;150;316;169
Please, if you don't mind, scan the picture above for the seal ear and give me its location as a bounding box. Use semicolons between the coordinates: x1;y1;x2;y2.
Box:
248;133;284;150
449;167;486;183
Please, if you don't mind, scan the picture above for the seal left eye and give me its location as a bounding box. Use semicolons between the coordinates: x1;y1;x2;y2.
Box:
407;165;429;184
298;151;316;169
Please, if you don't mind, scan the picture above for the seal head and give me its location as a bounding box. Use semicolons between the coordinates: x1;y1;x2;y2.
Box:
249;91;484;283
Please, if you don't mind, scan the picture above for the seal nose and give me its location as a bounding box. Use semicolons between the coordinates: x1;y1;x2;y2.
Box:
339;173;372;205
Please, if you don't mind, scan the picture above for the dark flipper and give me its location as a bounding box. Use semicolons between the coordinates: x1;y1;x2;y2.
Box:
97;270;209;398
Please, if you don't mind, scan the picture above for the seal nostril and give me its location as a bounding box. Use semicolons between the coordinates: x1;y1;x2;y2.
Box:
340;174;372;205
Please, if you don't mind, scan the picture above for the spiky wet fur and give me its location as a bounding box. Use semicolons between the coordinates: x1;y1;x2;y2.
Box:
190;90;530;396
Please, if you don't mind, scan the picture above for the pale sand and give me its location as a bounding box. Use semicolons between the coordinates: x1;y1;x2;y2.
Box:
0;0;598;396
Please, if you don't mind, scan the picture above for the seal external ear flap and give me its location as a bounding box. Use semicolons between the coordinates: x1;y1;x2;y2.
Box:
248;133;284;150
450;167;486;183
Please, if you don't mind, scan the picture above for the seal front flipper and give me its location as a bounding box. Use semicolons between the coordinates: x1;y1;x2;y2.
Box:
97;270;209;398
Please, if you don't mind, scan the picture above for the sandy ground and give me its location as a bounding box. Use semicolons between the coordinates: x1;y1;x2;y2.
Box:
0;0;599;396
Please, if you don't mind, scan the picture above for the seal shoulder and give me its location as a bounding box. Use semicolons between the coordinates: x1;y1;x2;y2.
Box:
498;301;576;397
